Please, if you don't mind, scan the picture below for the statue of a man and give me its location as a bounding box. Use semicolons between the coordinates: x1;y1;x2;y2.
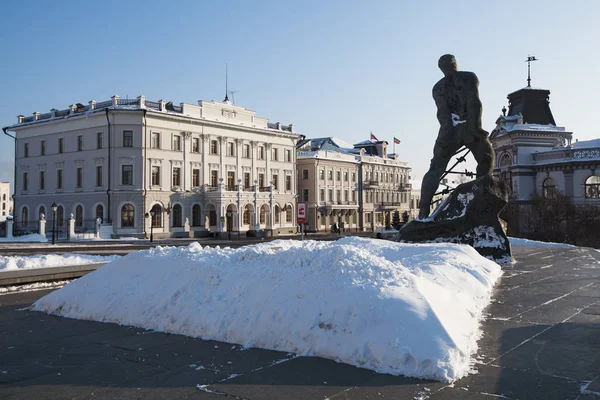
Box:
418;54;495;219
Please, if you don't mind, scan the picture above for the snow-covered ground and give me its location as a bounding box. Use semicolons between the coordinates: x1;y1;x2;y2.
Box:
508;237;576;248
0;254;121;271
0;233;48;243
32;237;502;382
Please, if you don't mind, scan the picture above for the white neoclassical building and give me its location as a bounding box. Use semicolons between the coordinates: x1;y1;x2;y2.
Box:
3;96;300;238
0;182;11;221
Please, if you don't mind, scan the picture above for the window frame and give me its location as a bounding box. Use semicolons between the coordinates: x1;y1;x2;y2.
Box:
123;131;133;147
121;165;133;186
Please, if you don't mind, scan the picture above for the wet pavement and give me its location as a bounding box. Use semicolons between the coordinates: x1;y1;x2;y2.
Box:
1;246;599;399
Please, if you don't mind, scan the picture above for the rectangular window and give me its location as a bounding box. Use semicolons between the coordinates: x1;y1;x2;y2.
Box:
336;190;341;203
244;172;250;188
172;135;181;151
41;140;46;156
285;175;291;191
57;169;63;189
344;171;348;181
76;167;83;188
192;168;200;187
272;147;278;161
192;138;199;153
39;171;45;190
285;149;291;162
302;188;309;202
23;172;28;191
328;189;333;201
328;170;333;180
227;142;235;156
258;173;265;188
352;191;356;202
302;169;309;180
77;135;83;151
121;165;132;185
58;138;64;153
152;133;160;149
258;146;264;160
24;143;29;158
96;165;103;187
344;190;349;202
210;140;218;155
210;170;218;187
243;144;250;158
172;167;181;186
123;131;133;147
227;171;235;190
97;132;103;149
272;174;278;190
152;166;160;186
336;171;341;181
319;169;325;180
352;172;356;182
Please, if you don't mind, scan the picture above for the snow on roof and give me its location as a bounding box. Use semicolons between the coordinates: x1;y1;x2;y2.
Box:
329;137;355;149
32;238;502;382
572;138;600;149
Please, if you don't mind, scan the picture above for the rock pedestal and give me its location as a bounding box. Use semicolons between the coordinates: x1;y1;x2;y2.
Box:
395;175;511;262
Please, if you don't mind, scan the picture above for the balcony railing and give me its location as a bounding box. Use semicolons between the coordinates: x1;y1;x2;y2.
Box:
364;180;379;188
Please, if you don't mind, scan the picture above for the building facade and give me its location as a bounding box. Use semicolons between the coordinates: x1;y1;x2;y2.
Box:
296;137;412;232
3;96;299;238
0;182;11;221
490;85;600;233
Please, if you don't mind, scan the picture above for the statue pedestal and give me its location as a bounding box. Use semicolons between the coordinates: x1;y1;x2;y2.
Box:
396;175;511;263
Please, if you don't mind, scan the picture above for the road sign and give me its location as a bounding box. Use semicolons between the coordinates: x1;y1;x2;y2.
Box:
297;202;306;224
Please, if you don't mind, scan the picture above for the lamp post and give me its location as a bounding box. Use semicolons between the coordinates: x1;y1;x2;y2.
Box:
51;202;57;245
149;211;155;242
227;211;232;240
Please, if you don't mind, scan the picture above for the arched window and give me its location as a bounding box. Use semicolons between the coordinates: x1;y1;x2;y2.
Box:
209;206;217;226
57;206;64;226
285;204;292;223
259;205;266;224
151;204;162;228
542;178;556;199
75;205;83;227
21;206;28;226
499;153;511;167
192;204;201;226
274;204;280;224
121;204;134;227
243;205;251;225
96;204;104;222
172;204;182;227
39;205;45;219
584;175;600;199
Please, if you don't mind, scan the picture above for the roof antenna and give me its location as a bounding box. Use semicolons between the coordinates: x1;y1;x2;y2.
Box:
224;63;229;102
228;90;239;105
525;55;538;87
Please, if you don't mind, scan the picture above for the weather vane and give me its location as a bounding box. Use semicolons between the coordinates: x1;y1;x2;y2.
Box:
525;55;538;87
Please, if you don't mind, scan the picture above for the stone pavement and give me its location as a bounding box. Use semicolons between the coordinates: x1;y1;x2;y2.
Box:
0;246;599;400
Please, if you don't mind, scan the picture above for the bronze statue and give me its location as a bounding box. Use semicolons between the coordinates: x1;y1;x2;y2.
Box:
418;54;495;219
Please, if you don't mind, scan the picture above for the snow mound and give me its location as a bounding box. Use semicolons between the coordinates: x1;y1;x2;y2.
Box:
508;237;576;248
0;254;121;271
31;238;502;382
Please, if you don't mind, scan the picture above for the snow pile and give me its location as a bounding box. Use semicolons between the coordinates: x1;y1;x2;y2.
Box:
32;238;502;382
0;234;48;243
508;237;575;248
0;254;120;271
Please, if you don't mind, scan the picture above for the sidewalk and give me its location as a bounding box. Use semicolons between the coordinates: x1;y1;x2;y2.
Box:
1;246;598;399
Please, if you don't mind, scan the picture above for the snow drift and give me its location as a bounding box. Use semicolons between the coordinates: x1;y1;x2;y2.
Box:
31;237;502;382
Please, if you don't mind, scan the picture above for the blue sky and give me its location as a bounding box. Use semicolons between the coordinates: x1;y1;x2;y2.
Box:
1;0;599;186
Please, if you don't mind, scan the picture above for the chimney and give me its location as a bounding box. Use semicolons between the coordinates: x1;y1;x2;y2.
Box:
159;99;166;112
137;95;145;108
17;115;24;124
89;100;96;110
111;95;120;106
50;108;58;118
33;112;41;120
69;104;77;115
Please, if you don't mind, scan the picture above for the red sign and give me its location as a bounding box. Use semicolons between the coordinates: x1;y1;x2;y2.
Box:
297;202;306;224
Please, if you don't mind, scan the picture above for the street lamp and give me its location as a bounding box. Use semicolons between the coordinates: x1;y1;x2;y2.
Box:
51;202;57;245
146;211;155;242
227;211;232;240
